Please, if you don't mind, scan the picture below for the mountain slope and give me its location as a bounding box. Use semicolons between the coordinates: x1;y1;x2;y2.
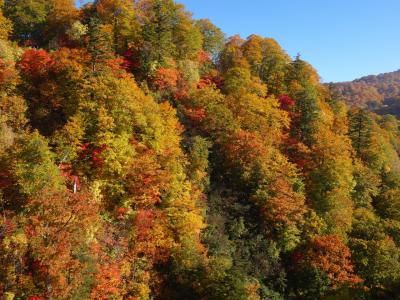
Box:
332;69;400;115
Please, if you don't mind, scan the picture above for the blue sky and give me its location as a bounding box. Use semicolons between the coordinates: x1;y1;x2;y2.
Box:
77;0;400;82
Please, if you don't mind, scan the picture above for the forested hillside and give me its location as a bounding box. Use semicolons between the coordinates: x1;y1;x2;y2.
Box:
332;70;400;116
1;1;400;299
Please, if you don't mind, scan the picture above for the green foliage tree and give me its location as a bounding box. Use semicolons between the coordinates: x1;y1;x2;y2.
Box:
139;0;177;72
3;0;49;45
350;209;400;296
348;108;373;158
87;17;114;73
196;18;224;60
94;0;139;53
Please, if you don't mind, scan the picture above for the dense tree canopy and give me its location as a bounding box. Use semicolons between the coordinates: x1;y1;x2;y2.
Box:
0;1;400;299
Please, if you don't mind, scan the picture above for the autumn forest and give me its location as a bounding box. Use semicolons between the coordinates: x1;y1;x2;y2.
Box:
0;0;400;299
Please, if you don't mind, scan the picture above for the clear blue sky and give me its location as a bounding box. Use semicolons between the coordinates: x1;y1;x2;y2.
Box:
78;0;400;82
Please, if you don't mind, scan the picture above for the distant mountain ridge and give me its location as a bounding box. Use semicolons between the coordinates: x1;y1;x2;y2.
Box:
332;69;400;116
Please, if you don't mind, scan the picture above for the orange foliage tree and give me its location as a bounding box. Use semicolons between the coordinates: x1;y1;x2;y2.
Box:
294;235;362;288
25;190;99;298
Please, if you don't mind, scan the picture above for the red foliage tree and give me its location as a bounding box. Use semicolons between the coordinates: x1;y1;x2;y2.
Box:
123;48;141;71
18;49;54;79
79;143;107;169
278;94;295;111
